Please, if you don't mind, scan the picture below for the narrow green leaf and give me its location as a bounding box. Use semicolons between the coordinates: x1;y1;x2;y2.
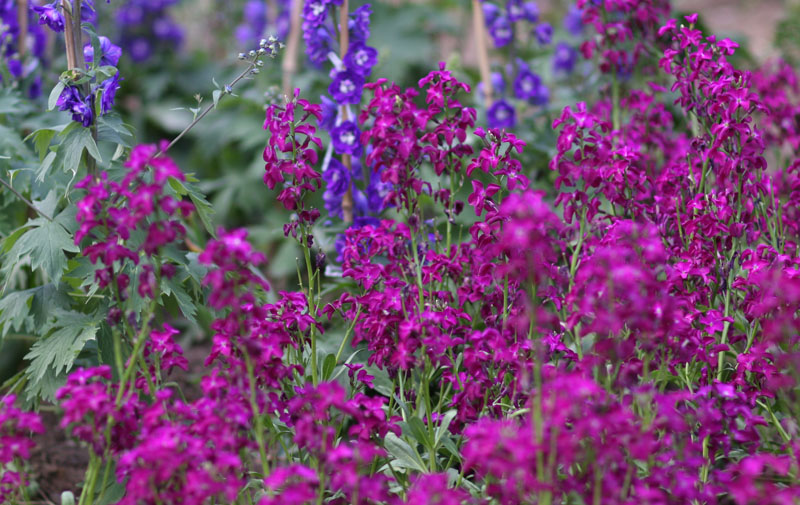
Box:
322;353;337;381
406;417;431;450
384;432;427;473
48;82;65;111
35;151;57;182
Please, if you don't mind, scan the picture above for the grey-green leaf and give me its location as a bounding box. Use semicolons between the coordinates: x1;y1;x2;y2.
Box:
24;310;99;384
384;432;427;473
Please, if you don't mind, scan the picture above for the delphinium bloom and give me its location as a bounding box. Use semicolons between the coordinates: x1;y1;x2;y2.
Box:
51;28;123;127
1;1;48;97
31;0;64;31
115;0;183;63
479;1;551;128
236;0;292;49
0;395;44;502
300;1;383;229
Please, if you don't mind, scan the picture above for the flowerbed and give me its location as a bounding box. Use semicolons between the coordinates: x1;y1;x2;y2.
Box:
2;1;800;504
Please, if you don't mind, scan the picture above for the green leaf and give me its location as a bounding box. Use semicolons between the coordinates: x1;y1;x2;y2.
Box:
6;216;80;284
168;176;216;236
48;82;66;111
29;128;58;161
24;309;100;384
163;276;197;323
97;113;134;147
35;151;58;183
55;126;101;176
30;283;72;327
212;89;223;108
33;190;59;219
384;432;427;473
433;410;457;449
96;65;118;81
0;89;23;115
23;366;68;403
0;125;28;159
0;288;34;338
406;417;431;450
1;225;31;254
321;353;337;381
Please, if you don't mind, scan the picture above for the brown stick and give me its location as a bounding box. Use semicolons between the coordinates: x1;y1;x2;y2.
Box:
281;0;303;96
472;0;493;107
61;0;77;70
17;0;27;58
338;0;354;224
71;0;85;69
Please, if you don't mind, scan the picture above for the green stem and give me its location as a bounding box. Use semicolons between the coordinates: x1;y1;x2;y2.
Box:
245;353;270;477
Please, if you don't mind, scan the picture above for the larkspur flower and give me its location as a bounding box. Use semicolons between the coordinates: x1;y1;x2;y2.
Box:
534;22;552;44
84;36;123;67
331;120;362;156
487;99;515;128
329;69;365;105
344;42;378;77
32;1;64;32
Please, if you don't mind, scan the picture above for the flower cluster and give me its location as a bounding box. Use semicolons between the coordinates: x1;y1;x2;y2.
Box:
480;1;554;128
1;0;48;97
235;0;291;50
262;88;323;233
115;0;183;63
0;394;43;502
299;1;382;229
74;142;192;306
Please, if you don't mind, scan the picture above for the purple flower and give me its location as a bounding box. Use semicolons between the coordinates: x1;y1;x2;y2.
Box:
32;2;64;32
329;70;364;105
507;0;537;23
331;120;362;156
487;99;515;128
152;18;183;44
553;41;578;73
127;37;152;62
478;71;506;101
349;4;372;43
304;25;334;67
99;73;122;114
7;59;22;78
115;0;184;62
323;158;351;196
235;0;266;48
564;4;583;36
535;22;552;45
489;16;513;47
57;85;94;127
513;69;548;104
303;0;331;27
344;43;378;77
320;95;338;131
482;2;500;25
323;188;343;218
84;36;122;67
366;173;391;213
71;96;95;127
